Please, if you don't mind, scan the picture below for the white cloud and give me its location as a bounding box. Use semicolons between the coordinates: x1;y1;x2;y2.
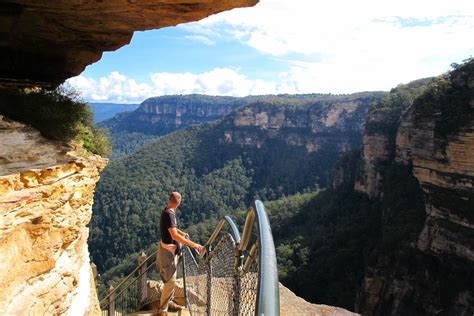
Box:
67;71;152;103
70;0;474;102
182;0;474;91
184;35;215;45
67;68;281;103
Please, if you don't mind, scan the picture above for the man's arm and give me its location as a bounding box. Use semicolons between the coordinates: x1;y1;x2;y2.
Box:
176;228;189;238
169;227;201;250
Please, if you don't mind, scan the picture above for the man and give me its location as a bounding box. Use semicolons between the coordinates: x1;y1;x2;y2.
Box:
157;191;203;315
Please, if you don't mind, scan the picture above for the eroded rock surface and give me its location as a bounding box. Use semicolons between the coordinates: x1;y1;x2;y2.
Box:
222;99;372;153
397;110;474;261
0;0;258;86
0;116;107;314
356;61;474;315
279;283;358;316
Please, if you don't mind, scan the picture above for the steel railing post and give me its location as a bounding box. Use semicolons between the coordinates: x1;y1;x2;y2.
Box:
107;285;115;316
137;252;147;307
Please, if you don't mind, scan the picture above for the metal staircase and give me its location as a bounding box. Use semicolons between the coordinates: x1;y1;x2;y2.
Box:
100;200;279;316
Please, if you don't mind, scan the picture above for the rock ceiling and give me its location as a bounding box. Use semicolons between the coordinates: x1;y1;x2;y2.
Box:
0;0;258;87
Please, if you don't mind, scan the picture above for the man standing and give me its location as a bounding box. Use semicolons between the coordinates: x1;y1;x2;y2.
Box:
157;192;203;315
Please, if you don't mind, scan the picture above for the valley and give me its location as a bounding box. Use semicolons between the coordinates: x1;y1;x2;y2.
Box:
91;58;474;314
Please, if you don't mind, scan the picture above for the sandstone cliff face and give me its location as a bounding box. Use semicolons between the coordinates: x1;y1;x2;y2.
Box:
0;116;106;314
353;112;392;198
354;78;433;199
396;109;474;262
0;0;258;86
100;95;250;137
222;100;370;153
356;62;474;315
135;95;246;133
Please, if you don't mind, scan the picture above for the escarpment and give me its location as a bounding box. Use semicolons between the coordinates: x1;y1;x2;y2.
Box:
101;95;251;136
221;95;378;153
354;78;433;199
0;0;258;86
0;116;107;314
356;60;474;315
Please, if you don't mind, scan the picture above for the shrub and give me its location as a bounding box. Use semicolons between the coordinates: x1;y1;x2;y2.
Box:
0;85;111;156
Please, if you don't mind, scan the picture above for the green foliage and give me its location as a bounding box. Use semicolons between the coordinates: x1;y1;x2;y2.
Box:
267;160;425;310
107;131;158;160
365;77;433;139
413;57;474;141
378;163;426;251
0;85;111;156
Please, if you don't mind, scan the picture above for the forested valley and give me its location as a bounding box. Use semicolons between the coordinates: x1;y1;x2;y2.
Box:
91;58;474;313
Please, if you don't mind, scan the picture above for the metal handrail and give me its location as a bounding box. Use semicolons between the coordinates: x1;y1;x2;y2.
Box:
253;200;280;315
184;200;280;316
238;208;256;252
99;250;157;306
109;260;154;310
101;200;279;316
203;215;241;255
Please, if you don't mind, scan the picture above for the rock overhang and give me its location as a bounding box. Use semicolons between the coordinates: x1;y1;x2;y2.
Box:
0;0;258;87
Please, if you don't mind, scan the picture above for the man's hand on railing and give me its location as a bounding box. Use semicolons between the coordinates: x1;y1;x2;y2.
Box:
194;244;204;256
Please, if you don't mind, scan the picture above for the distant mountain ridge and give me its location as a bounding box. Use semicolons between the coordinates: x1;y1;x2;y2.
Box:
99;93;384;158
89;102;140;123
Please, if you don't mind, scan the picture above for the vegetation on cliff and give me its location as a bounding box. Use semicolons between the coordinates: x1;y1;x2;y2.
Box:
0;86;111;156
413;57;474;141
365;77;432;139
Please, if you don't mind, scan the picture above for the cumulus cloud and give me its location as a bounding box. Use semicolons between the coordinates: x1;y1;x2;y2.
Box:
67;72;152;103
69;0;474;102
183;0;474;91
67;68;281;103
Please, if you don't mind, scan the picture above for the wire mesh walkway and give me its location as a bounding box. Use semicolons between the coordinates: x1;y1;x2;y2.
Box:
100;200;279;316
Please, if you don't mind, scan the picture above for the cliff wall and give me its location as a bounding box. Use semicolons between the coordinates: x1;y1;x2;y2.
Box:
221;99;371;153
110;95;250;135
354;78;432;199
356;60;474;315
0;116;107;314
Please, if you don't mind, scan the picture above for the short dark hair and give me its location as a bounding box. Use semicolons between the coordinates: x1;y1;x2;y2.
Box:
168;192;181;204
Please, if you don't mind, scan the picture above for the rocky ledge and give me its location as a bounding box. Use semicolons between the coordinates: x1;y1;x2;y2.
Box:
0;116;107;314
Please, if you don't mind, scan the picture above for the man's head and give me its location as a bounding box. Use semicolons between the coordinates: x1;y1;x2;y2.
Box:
167;191;182;209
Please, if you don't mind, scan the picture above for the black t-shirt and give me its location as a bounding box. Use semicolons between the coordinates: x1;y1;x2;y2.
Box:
160;208;177;245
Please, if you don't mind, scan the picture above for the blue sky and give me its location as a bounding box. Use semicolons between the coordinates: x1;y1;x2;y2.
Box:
68;0;474;103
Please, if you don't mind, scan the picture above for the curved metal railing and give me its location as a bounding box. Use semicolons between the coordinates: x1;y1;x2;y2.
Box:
99;250;159;315
183;200;279;315
100;200;279;316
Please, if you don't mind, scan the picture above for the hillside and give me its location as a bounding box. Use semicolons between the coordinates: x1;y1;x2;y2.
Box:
90;92;383;272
